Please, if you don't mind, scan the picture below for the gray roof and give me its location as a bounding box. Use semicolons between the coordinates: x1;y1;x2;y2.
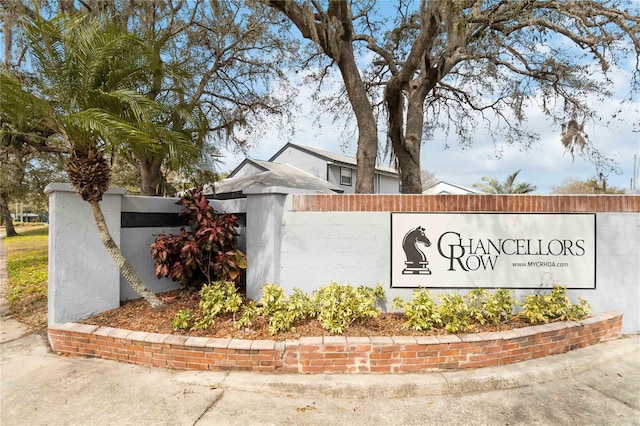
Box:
227;159;271;178
209;162;343;198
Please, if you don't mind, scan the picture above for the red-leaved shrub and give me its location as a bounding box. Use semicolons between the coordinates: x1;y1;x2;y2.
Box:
150;188;246;288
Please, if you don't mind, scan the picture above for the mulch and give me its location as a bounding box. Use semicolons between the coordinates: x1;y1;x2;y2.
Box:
80;289;530;341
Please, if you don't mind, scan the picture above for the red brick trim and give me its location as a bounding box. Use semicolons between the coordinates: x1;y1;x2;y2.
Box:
48;312;622;374
291;194;640;212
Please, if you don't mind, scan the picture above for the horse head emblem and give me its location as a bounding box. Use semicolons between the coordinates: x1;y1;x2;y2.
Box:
402;226;432;275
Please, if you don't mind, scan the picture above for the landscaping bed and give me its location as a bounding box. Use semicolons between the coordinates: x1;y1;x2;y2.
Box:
82;288;535;341
64;285;624;373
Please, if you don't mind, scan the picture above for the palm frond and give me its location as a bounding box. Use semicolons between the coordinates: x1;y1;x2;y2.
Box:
473;170;536;194
473;177;501;194
0;72;61;137
61;109;160;151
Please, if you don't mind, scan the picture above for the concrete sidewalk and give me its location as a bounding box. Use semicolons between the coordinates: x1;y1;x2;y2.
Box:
1;231;639;425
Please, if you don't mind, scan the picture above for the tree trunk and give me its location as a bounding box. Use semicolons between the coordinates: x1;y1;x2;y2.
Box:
140;156;163;196
399;84;427;194
386;72;431;194
0;192;18;237
262;1;378;193
336;44;378;194
89;200;163;308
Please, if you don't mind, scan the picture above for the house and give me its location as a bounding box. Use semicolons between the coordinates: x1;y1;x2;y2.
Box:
422;181;480;195
224;143;400;195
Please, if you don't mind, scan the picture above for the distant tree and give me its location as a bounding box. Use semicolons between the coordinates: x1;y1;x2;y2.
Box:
261;0;640;193
473;170;536;194
0;194;17;236
420;169;437;192
1;42;67;236
553;177;625;194
108;156;142;195
0;141;65;235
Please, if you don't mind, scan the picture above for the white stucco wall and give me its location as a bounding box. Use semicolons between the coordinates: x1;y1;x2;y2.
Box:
245;192;287;297
46;183;123;325
573;213;640;333
47;186;248;323
47;184;638;333
257;196;639;333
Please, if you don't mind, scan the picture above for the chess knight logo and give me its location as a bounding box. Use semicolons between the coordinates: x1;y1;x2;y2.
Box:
402;226;432;275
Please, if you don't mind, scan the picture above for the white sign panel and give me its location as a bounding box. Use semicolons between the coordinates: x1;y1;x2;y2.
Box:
391;213;596;289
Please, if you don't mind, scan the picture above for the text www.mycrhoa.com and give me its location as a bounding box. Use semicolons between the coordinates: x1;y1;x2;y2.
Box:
512;261;569;268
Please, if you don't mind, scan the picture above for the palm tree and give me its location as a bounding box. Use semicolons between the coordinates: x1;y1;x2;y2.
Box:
1;13;199;307
473;170;536;194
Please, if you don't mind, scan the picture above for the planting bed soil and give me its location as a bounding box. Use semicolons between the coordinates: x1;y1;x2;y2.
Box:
81;289;531;341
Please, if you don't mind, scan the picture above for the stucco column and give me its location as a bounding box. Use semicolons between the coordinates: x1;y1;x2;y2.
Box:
244;188;294;299
45;183;125;325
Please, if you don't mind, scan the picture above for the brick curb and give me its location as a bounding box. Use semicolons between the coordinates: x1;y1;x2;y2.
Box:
48;312;622;374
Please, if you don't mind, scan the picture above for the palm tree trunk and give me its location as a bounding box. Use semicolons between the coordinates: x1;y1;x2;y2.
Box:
89;200;163;308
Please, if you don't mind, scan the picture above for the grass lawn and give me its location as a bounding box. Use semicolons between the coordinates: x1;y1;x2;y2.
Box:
4;225;49;330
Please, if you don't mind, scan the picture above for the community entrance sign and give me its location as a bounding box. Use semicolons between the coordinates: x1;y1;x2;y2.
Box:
390;213;596;289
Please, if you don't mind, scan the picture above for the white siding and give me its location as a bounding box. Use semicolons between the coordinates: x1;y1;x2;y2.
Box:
271;147;328;179
232;163;265;178
327;164;356;194
377;174;400;194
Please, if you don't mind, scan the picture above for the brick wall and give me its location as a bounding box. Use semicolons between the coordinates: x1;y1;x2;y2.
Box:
292;194;640;212
48;312;622;374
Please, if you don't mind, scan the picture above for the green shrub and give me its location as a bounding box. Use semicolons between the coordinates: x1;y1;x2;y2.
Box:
465;288;516;326
172;282;591;336
487;288;517;324
258;284;288;315
312;282;385;334
257;284;314;334
173;281;242;330
438;293;472;333
172;309;195;330
395;288;518;332
519;286;591;324
392;289;441;332
235;300;259;330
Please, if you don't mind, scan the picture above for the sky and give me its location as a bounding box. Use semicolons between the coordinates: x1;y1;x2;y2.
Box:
216;66;639;194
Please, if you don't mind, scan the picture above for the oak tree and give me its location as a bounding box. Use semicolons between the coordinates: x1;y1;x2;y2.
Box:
262;0;639;193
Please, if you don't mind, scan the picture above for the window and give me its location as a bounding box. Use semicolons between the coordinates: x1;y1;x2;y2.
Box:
340;167;352;186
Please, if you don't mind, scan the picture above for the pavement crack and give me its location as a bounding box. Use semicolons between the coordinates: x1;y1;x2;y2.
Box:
583;382;637;410
192;389;225;426
191;371;229;426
